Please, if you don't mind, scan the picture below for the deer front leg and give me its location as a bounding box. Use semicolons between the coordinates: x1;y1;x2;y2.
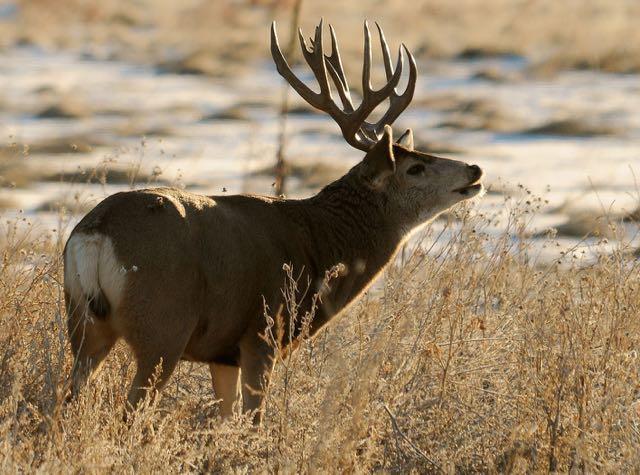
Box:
209;362;240;418
239;337;275;425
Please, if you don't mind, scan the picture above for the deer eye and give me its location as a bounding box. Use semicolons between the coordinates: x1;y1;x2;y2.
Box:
406;164;425;176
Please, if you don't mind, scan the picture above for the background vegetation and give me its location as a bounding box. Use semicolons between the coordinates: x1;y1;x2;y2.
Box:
1;0;639;472
3;0;640;75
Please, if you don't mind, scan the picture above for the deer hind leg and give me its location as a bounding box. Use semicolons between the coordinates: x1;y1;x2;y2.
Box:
126;342;185;410
116;288;199;410
209;362;240;418
123;310;194;410
239;337;275;425
66;294;117;399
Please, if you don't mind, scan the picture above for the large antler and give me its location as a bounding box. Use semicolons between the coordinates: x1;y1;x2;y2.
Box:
271;19;417;152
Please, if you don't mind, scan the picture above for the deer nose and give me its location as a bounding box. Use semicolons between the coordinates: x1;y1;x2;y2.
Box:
468;164;483;180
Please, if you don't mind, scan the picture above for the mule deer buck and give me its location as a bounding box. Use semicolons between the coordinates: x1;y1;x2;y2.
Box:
63;20;484;424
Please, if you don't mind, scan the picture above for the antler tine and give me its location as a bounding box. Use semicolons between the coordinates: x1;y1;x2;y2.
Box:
312;20;331;97
324;24;354;112
351;45;404;137
297;29;310;55
326;25;349;91
271;22;319;106
294;21;337;104
361;21;372;98
325;61;354;113
375;22;393;80
374;44;418;136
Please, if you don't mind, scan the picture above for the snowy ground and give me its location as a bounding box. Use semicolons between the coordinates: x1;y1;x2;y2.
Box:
1;46;639;264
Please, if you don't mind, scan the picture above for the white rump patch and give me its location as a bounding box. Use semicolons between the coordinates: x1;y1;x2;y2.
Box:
64;233;126;309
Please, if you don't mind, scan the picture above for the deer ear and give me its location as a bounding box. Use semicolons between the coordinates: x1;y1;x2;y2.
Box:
361;125;396;188
396;128;414;150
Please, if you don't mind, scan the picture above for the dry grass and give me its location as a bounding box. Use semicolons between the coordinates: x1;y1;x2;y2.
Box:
42;165;172;188
1;2;639;469
413;139;466;156
471;67;517;83
0;196;19;210
0;136;179;193
1;136;104;158
34;98;92;120
430;100;623;138
625;206;640;223
0;150;36;189
3;0;640;75
523;118;623;138
252;160;349;190
1;198;639;472
437;98;523;134
201;105;252;122
34;193;100;215
552;212;621;239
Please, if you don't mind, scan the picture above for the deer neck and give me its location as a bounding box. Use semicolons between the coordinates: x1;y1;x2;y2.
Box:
282;173;404;322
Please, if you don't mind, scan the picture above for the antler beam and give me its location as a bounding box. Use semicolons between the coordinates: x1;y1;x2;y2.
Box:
271;20;417;152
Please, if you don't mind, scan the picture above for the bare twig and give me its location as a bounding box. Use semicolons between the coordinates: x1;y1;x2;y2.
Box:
274;0;303;197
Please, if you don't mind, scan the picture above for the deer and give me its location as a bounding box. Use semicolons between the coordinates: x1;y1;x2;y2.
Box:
63;20;484;425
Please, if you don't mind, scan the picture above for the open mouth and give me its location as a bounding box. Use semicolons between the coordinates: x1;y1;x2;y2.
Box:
452;182;483;195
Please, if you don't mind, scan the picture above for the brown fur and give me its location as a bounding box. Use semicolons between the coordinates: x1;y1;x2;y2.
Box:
63;127;483;423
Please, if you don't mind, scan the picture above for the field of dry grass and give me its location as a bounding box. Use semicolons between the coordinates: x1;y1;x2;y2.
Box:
3;0;640;75
1;198;639;472
1;0;640;472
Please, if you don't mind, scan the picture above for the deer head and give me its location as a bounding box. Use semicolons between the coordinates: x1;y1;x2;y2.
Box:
271;20;484;230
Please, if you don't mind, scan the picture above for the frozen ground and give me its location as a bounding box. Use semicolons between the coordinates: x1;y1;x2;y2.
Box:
0;46;639;263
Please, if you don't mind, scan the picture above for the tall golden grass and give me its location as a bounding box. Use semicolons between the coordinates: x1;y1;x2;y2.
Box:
1;195;638;472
